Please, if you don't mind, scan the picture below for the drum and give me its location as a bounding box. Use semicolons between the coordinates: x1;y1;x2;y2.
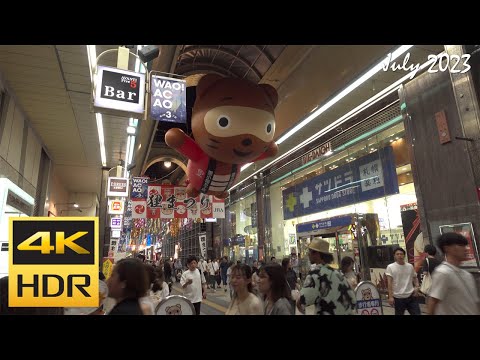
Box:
64;280;109;315
155;295;195;315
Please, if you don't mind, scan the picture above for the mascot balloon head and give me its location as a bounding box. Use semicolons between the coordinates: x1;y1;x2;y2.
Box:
165;74;279;198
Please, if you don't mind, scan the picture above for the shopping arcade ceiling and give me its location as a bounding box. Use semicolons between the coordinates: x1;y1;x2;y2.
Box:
0;44;443;199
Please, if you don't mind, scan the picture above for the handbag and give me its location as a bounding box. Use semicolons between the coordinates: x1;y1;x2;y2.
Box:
286;278;300;301
420;258;432;295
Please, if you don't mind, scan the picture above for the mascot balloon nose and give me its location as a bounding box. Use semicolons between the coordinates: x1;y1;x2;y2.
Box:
165;74;279;199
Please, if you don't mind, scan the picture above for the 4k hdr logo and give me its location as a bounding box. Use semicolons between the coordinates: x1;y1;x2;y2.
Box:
9;217;99;307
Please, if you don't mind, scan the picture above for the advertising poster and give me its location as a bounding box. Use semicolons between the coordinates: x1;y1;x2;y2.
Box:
150;75;187;123
400;203;422;265
439;223;479;269
131;177;149;199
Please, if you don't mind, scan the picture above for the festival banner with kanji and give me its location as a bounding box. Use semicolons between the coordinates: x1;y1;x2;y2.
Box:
144;185;225;219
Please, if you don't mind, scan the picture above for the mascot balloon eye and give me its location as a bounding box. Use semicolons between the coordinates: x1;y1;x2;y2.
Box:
165;74;279;198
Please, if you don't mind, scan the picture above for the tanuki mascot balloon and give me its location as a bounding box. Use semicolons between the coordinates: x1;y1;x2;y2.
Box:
165;74;278;198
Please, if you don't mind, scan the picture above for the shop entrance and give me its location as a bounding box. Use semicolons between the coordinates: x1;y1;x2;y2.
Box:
296;213;393;289
296;215;359;280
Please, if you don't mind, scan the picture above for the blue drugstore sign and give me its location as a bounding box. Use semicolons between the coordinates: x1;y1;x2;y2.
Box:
296;215;353;234
282;146;399;220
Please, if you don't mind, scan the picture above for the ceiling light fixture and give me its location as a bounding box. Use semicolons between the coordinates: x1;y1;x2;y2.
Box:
87;45;107;167
54;202;79;208
164;161;172;168
230;49;438;192
275;45;413;146
124;45;146;178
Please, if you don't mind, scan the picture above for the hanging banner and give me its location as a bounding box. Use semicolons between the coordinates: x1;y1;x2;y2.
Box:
149;74;187;123
132;199;147;219
131;177;149;199
282;146;399;220
123;200;132;228
199;234;207;259
143;185;225;219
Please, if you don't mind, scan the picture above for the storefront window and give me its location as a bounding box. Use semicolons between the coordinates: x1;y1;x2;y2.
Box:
227;193;258;264
268;121;417;289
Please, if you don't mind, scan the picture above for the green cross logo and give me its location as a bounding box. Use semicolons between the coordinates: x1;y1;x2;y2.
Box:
286;193;297;212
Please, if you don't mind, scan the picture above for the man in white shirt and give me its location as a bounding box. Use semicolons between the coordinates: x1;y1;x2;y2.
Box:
212;259;220;289
386;247;421;315
427;232;480;315
180;255;207;315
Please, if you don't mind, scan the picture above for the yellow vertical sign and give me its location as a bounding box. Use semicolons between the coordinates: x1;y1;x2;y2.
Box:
102;257;114;279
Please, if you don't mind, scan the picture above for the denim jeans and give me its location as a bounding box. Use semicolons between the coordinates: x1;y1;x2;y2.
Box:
394;295;421;315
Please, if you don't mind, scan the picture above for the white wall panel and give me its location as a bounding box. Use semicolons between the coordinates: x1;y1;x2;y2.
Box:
0;97;15;160
23;127;36;184
6;103;24;171
31;135;41;188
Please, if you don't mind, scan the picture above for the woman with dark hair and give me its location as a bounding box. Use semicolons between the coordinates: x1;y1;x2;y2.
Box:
340;256;358;290
422;244;441;275
140;264;170;315
225;264;263;315
258;263;293;315
419;244;441;296
282;257;299;310
107;258;149;315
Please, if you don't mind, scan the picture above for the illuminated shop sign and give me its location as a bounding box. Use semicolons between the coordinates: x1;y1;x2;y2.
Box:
107;177;129;197
296;215;353;234
283;146;399;220
94;65;146;117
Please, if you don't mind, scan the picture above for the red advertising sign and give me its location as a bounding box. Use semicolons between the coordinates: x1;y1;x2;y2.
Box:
439;222;479;269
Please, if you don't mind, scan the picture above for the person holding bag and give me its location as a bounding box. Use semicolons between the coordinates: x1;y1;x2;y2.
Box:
420;244;441;296
282;257;300;312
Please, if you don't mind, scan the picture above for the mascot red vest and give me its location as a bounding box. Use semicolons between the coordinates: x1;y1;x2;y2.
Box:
165;74;278;198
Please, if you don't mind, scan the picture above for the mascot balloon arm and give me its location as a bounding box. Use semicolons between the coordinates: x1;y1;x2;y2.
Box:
165;74;279;199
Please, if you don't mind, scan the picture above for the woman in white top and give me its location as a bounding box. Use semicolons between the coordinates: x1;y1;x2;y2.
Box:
149;267;170;309
225;264;263;315
226;261;234;299
140;264;170;315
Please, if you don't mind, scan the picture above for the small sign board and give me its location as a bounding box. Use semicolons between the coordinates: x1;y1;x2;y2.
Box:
354;281;383;315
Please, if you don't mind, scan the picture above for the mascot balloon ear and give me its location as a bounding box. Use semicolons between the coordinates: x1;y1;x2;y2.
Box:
259;84;278;109
196;74;224;98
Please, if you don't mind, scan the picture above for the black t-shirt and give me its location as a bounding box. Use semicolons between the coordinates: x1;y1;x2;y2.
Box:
220;261;229;275
108;298;144;315
422;257;441;274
